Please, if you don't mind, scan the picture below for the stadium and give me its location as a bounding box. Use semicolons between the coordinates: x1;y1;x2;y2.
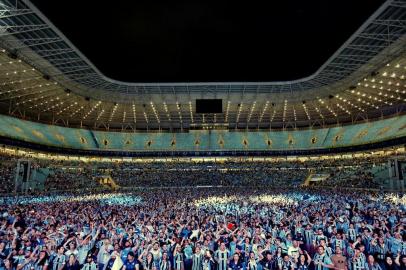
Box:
0;1;405;270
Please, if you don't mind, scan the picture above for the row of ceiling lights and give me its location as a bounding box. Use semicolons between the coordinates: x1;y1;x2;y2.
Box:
0;49;405;124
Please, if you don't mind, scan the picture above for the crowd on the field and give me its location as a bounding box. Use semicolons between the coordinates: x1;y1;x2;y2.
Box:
0;188;404;270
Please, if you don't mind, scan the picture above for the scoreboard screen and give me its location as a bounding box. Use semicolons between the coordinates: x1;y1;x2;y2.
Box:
196;99;222;114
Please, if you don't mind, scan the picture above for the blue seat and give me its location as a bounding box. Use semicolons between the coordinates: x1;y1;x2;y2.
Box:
0;113;405;151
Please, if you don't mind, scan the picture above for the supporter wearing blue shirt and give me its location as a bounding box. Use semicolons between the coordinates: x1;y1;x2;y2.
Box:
123;252;139;270
121;240;135;264
228;253;244;270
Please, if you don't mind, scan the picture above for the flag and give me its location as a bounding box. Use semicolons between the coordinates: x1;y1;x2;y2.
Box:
112;255;123;270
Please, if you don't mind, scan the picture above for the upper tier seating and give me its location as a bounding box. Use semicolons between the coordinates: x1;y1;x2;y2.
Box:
0;114;405;151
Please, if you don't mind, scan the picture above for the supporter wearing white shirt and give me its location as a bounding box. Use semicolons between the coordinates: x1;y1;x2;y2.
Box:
97;240;114;270
287;240;301;261
64;239;79;260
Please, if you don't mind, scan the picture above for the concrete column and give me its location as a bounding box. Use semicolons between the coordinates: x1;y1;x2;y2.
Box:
14;160;21;193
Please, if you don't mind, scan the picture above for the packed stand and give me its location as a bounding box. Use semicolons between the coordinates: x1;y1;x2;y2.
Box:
44;169;96;192
0;151;397;193
0;158;15;193
110;166;308;187
318;166;379;189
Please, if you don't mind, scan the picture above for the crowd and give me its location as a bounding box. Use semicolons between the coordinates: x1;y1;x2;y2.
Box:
44;169;96;192
0;188;403;270
0;151;395;193
37;158;389;191
317;165;380;189
0;156;14;193
110;167;308;187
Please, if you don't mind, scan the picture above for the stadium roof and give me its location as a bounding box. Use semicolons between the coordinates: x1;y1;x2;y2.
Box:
0;0;405;130
27;0;387;83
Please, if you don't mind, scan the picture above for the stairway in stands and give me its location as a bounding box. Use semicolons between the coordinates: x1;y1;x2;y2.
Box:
94;175;120;191
370;164;389;188
302;169;315;187
28;168;51;191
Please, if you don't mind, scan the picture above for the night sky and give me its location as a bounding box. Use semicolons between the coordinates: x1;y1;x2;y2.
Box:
30;0;385;83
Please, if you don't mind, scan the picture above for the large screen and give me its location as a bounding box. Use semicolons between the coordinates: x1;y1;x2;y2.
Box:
196;99;222;114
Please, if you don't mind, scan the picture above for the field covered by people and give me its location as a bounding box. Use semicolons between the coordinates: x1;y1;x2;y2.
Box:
0;187;404;270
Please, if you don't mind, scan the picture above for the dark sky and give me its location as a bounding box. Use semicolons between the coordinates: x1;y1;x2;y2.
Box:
31;0;385;83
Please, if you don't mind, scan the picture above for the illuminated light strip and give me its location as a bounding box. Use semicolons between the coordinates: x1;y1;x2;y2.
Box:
225;101;231;122
56;101;77;115
0;82;48;95
236;102;243;123
336;94;362;111
362;79;406;96
19;94;59;107
1;67;36;78
0;76;41;87
150;101;160;123
189;101;194;123
57;103;74;115
335;102;352;115
132;104;137;123
3;86;58;100
358;92;382;109
318;99;337;117
122;111;126;122
247;101;256;122
108;103;119;122
96;109;105;121
176;101;182;123
336;95;356;115
314;106;324;119
83;101;102;120
282;100;287;122
349;90;388;108
163;102;171;121
54;95;82;115
42;100;65;113
27;92;58;109
302;103;311;120
259;101;269;122
70;105;84;117
361;71;406;106
270;109;277;122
